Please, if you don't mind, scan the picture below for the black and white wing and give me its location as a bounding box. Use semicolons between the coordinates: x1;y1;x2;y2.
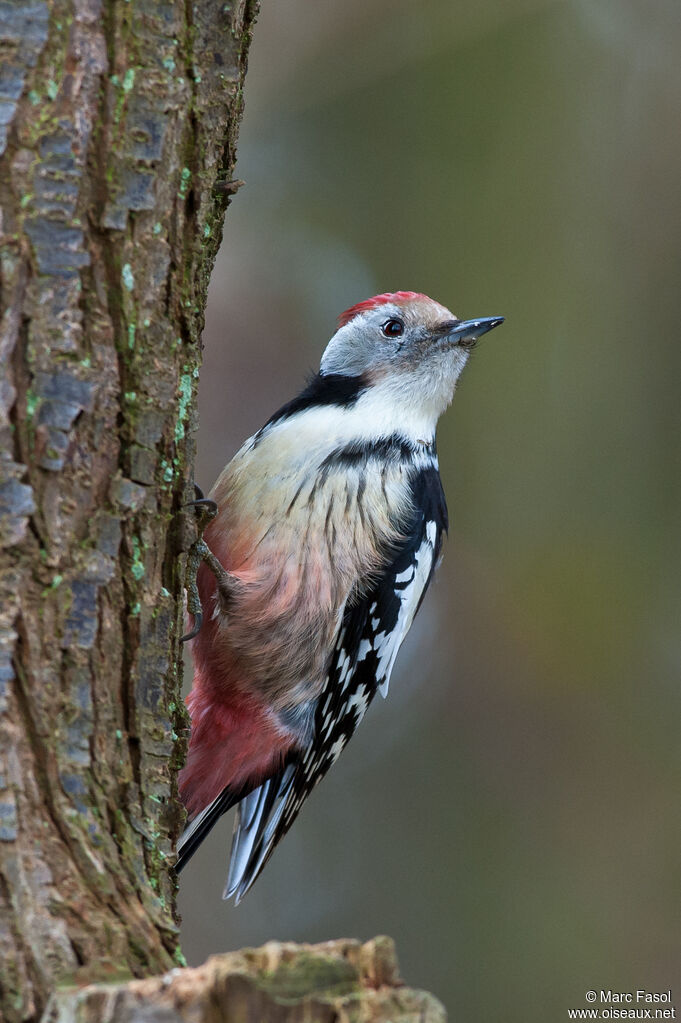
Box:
224;465;448;902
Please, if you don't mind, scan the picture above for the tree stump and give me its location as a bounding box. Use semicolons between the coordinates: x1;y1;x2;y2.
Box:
46;937;447;1023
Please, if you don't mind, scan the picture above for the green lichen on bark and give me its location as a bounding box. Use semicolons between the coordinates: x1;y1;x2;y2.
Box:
0;0;259;1020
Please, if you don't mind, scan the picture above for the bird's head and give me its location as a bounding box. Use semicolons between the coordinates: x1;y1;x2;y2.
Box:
320;292;503;429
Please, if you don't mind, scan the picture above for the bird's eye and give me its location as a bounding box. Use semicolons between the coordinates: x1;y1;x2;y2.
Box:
381;318;404;339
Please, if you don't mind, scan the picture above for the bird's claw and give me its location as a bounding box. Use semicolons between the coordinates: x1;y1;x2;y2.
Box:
186;496;219;519
181;486;218;643
181;486;234;643
181;610;203;643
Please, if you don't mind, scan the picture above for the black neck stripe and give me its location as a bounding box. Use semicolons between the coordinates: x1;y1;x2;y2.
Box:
269;371;367;422
319;434;436;476
255;372;368;442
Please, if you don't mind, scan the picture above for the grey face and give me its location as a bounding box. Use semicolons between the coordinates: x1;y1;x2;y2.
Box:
320;300;503;382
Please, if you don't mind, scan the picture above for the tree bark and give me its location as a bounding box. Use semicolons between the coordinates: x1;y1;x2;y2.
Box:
0;1;257;1019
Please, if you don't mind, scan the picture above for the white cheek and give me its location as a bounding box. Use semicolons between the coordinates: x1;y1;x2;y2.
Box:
449;348;469;378
369;351;463;433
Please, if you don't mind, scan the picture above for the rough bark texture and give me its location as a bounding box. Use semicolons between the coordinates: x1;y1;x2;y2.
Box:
46;937;447;1023
0;1;257;1020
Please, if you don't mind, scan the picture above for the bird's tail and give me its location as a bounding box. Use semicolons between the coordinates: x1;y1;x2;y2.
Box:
175;784;241;872
175;682;298;877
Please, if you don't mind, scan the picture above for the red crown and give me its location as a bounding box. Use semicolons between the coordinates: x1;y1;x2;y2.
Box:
337;291;427;329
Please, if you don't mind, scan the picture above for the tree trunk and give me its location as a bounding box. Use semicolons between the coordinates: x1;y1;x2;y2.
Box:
0;1;257;1019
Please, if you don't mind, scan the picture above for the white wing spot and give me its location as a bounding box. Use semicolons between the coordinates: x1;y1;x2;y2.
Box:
328;737;345;764
374;533;438;697
357;638;373;661
347;687;369;721
374;630;388;651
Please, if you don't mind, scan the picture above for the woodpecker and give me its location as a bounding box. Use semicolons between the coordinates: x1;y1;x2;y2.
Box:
176;291;503;900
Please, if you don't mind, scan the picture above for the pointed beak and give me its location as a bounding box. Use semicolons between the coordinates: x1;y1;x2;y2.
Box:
446;316;505;341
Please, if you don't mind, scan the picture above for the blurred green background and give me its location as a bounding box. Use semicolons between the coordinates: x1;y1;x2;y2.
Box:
179;0;681;1017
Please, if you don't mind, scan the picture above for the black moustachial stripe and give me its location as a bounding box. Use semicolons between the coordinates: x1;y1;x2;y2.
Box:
255;372;368;443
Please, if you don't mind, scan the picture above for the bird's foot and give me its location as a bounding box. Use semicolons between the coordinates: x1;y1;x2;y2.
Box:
181;484;232;642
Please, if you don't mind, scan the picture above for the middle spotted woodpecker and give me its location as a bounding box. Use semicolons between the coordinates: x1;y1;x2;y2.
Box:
176;291;504;900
